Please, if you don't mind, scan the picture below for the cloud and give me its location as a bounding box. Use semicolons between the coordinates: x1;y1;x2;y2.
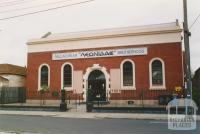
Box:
0;0;199;70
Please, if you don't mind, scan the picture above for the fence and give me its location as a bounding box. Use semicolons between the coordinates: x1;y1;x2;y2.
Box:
26;89;183;112
27;90;84;107
0;87;26;104
110;89;174;100
28;90;83;100
91;89;183;109
27;89;181;105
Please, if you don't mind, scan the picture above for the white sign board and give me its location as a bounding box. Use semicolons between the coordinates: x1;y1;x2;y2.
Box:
52;47;147;60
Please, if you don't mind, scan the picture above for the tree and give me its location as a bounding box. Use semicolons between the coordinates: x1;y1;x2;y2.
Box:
39;85;49;105
192;68;200;107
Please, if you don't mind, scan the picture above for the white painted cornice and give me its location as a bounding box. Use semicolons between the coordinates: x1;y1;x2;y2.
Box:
27;22;182;53
27;22;181;45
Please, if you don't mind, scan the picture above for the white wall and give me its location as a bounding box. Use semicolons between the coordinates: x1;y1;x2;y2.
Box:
0;74;26;87
110;69;121;90
0;80;9;87
73;71;83;93
28;33;181;53
27;22;182;53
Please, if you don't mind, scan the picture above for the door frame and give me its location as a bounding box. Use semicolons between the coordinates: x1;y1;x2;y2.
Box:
83;64;110;102
88;70;106;101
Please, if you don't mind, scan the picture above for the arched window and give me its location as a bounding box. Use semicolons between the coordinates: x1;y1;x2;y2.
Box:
61;63;73;89
152;60;163;85
149;58;166;89
120;59;135;89
123;61;133;86
63;64;72;87
39;65;50;88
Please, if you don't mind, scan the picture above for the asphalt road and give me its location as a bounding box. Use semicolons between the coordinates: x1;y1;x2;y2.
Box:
0;115;199;134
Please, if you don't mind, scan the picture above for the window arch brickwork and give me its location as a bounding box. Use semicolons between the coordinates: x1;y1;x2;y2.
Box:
120;59;136;90
61;62;73;90
149;58;166;90
38;64;50;90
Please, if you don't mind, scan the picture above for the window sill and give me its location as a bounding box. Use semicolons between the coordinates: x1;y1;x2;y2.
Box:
150;86;166;90
121;86;136;90
38;87;49;91
63;87;73;91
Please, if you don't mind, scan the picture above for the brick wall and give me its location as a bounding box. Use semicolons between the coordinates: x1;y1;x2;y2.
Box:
27;42;184;100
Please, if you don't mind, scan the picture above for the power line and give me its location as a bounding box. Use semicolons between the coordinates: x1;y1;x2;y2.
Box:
0;0;95;21
189;13;200;30
0;0;73;14
0;0;33;5
0;0;27;4
0;0;36;8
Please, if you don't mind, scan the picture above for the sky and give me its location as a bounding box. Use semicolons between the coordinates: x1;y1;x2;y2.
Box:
0;0;199;72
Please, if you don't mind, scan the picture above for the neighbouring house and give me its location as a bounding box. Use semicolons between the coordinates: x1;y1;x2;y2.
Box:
0;76;9;87
26;22;185;106
0;64;26;87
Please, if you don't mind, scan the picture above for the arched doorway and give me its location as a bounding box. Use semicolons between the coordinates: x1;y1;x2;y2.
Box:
88;70;106;102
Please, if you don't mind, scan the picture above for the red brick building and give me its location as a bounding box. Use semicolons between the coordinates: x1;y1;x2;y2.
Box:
26;22;184;105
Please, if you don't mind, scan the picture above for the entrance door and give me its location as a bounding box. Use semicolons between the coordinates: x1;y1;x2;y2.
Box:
88;70;106;102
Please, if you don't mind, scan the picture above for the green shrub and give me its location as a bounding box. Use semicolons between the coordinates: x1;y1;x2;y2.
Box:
192;88;200;107
39;85;49;94
52;91;59;97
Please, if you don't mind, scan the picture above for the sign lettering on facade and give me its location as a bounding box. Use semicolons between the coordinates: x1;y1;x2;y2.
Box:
52;47;147;60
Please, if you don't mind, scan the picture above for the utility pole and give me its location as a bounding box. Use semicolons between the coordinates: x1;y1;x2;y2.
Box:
183;0;192;99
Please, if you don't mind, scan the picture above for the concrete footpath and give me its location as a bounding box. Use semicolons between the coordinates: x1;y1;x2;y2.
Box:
0;110;200;121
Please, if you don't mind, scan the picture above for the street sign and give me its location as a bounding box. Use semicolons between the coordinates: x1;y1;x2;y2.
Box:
175;86;182;92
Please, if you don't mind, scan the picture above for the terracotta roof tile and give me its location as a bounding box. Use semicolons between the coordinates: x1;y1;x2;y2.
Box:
0;64;26;76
